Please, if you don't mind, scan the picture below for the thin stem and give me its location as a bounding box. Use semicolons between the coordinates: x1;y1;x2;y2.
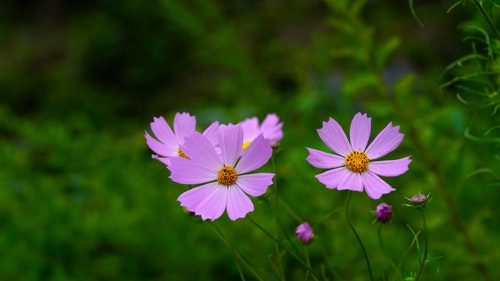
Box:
473;0;500;41
408;0;424;27
345;191;374;281
305;246;311;281
271;156;286;280
208;222;262;281
377;223;399;272
277;197;303;222
246;216;322;281
389;84;494;281
414;211;429;281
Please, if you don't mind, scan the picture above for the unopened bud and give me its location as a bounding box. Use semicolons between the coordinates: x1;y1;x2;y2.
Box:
295;222;314;244
410;194;428;207
270;141;280;150
375;203;392;223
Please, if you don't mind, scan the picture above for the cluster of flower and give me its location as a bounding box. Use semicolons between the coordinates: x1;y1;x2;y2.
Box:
145;112;411;224
145;112;283;221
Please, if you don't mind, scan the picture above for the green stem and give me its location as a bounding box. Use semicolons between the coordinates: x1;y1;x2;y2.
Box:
208;222;262;281
408;0;424;27
277;197;303;222
414;211;428;281
378;223;399;273
246;216;322;281
271;156;285;280
345;191;374;281
389;81;493;281
305;246;311;281
473;0;500;41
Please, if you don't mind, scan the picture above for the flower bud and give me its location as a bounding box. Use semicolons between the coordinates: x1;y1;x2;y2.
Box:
410;194;428;206
269;141;280;150
295;222;314;244
375;203;392;223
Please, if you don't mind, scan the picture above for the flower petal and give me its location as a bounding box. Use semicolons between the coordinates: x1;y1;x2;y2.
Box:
169;133;223;184
178;182;227;221
152;155;171;166
369;157;411;177
237;134;272;174
337;171;363;192
260;113;284;142
145;131;177;157
240;117;260;142
236;173;274;197
181;132;222;166
315;167;351;189
202;121;220;147
317;117;351;156
219;124;243;166
150;116;177;147
169;157;217;184
173;112;196;144
365;122;404;159
361;171;395;199
349;113;371;151
306;148;345;169
226;187;254;220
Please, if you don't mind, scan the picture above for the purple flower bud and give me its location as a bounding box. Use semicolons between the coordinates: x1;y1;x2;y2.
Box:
410;194;428;207
375;203;392;223
295;222;314;244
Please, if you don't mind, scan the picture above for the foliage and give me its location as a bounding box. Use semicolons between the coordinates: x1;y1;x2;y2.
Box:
0;0;499;280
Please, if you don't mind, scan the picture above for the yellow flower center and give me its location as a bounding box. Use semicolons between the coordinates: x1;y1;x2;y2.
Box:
177;147;190;159
242;141;252;151
217;166;238;186
344;150;369;173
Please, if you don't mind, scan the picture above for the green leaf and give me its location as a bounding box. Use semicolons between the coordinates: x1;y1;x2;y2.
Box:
341;73;381;97
375;36;401;69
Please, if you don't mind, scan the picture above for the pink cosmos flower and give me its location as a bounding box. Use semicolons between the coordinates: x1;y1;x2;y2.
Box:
240;113;283;149
306;113;411;199
145;112;219;165
168;124;275;221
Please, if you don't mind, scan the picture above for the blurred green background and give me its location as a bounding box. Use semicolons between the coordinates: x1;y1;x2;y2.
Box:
1;0;499;280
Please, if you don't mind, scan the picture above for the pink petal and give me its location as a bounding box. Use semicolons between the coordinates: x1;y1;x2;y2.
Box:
369;157;411;177
150;116;177;147
315;167;351;189
260;113;284;142
240;117;260;142
237;134;272;174
173;112;196;144
236;173;274;197
180;132;222;168
202;121;220;147
349;113;371;151
317;118;351;157
361;171;395;199
178;182;227;221
219;124;243;166
365;122;404;160
177;183;215;212
226;187;254;220
337;171;363;192
169;157;218;184
306;147;345;169
145;131;177;157
152;155;171;166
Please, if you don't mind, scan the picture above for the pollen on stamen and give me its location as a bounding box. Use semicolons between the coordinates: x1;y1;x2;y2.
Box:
177;147;190;159
217;166;238;186
242;141;252;151
344;150;369;173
